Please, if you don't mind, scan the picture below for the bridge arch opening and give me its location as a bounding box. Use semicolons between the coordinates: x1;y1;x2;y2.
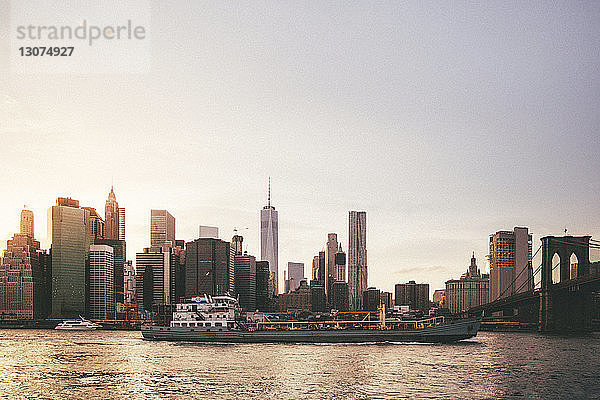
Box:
570;253;578;279
552;253;561;284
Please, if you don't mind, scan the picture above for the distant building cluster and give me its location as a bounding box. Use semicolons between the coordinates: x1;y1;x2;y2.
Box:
2;181;590;324
0;181;388;323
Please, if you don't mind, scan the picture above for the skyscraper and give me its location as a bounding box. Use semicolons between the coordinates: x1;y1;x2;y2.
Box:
124;260;135;305
287;262;305;292
150;210;175;248
135;247;176;311
395;281;430;312
82;207;105;243
20;208;34;238
348;211;367;311
185;238;232;297
118;207;126;241
335;244;346;282
0;230;45;320
48;198;91;318
104;187;120;240
489;227;533;301
325;233;338;296
89;244;114;320
255;261;270;311
445;253;490;314
95;238;125;304
260;178;278;295
234;252;256;312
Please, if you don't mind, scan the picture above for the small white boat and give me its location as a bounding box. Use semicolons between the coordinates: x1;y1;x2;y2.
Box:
55;316;102;331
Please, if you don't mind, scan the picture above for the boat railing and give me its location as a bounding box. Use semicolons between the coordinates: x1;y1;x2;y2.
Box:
242;315;445;332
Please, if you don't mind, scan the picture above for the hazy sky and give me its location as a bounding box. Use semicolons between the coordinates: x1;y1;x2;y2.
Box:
1;1;599;294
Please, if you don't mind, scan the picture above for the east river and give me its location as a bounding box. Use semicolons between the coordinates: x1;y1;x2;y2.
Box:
0;329;598;399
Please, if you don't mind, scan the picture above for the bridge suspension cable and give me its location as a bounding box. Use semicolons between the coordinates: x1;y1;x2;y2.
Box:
495;244;542;300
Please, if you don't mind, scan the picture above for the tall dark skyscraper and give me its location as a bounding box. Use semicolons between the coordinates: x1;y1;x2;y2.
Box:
104;187;120;240
348;211;367;311
255;260;270;311
260;178;278;295
234;252;256;312
185;238;232;297
48;198;91;318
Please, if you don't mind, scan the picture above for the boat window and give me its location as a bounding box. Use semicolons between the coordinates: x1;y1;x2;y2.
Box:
215;322;222;327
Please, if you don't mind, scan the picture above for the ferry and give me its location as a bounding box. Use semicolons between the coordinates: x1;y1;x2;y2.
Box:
55;316;102;331
141;295;481;343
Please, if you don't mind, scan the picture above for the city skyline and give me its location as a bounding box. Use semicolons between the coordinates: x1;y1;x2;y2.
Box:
1;188;599;295
1;2;600;293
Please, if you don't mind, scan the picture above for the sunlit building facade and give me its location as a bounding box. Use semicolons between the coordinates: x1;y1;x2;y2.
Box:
348;211;367;311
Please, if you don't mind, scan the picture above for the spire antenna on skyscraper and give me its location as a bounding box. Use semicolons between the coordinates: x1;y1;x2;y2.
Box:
268;176;271;207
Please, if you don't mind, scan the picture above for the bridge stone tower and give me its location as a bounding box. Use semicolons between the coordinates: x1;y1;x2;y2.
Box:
539;236;591;332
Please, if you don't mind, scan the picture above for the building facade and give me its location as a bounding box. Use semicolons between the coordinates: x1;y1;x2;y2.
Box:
199;226;219;239
48;199;91;318
335;244;346;282
331;281;349;311
394;281;430;312
0;232;46;320
260;179;278;295
489;227;532;301
124;260;135;305
363;287;381;311
20;208;34;238
348;211;367;311
185;238;232;297
95;238;126;304
256;261;270;311
118;207;126;242
325;233;338;296
104;187;120;240
89;245;115;320
278;280;310;312
135;247;178;312
82;207;105;243
287;262;305;292
150;210;176;249
445;253;490;314
234;253;256;312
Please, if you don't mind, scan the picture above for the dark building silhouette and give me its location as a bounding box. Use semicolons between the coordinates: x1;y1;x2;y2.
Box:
332;281;349;311
256;261;270;311
334;244;346;281
363;287;381;311
185;238;231;297
380;291;393;310
234;253;256;311
395;281;430;312
278;280;310;312
310;280;326;313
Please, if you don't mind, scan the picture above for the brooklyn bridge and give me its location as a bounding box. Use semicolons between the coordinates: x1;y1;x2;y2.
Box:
468;235;600;332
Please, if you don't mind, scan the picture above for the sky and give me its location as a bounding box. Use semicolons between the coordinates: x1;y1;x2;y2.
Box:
0;1;599;294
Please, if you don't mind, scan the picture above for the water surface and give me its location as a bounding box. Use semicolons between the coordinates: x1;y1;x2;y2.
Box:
0;330;598;399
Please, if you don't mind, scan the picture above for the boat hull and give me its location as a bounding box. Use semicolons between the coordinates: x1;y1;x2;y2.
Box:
141;318;480;344
55;326;98;331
